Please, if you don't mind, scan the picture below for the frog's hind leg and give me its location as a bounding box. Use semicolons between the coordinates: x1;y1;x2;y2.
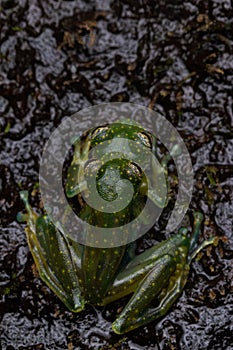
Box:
102;231;189;306
111;251;188;334
111;212;215;334
18;191;85;312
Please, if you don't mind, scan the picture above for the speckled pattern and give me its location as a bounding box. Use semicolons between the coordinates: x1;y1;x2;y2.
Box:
0;0;232;349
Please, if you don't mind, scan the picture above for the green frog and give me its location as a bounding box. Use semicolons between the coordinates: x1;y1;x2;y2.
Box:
18;122;215;334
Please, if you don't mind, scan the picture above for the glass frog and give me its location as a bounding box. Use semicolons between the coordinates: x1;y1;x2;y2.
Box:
18;122;215;334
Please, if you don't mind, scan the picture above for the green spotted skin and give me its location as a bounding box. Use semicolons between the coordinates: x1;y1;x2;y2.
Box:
18;123;215;334
66;123;153;200
19;192;84;312
111;234;190;334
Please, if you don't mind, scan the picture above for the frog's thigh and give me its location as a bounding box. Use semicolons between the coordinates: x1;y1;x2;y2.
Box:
112;254;180;334
27;218;84;312
103;235;184;305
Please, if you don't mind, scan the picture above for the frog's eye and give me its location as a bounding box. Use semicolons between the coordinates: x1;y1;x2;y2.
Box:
137;132;152;149
91;126;110;141
126;162;142;178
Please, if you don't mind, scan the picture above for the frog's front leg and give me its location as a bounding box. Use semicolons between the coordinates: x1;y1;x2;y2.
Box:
18;191;85;312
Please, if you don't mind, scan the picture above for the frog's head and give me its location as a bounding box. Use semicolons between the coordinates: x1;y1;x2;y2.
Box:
65;122;156;228
66;122;154;199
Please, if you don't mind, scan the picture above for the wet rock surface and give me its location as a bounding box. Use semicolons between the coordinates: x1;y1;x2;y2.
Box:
0;0;232;349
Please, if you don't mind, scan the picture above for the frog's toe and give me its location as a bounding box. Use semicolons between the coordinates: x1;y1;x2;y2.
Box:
112;318;130;335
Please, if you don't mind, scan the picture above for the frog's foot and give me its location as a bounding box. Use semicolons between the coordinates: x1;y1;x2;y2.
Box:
188;211;215;262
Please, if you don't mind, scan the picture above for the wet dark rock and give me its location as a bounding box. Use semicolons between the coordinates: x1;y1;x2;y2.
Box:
0;0;232;349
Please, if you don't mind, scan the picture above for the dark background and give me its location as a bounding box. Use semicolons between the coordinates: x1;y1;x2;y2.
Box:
0;0;232;349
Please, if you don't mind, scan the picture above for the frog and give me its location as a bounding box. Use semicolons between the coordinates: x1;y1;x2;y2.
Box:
18;122;215;334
